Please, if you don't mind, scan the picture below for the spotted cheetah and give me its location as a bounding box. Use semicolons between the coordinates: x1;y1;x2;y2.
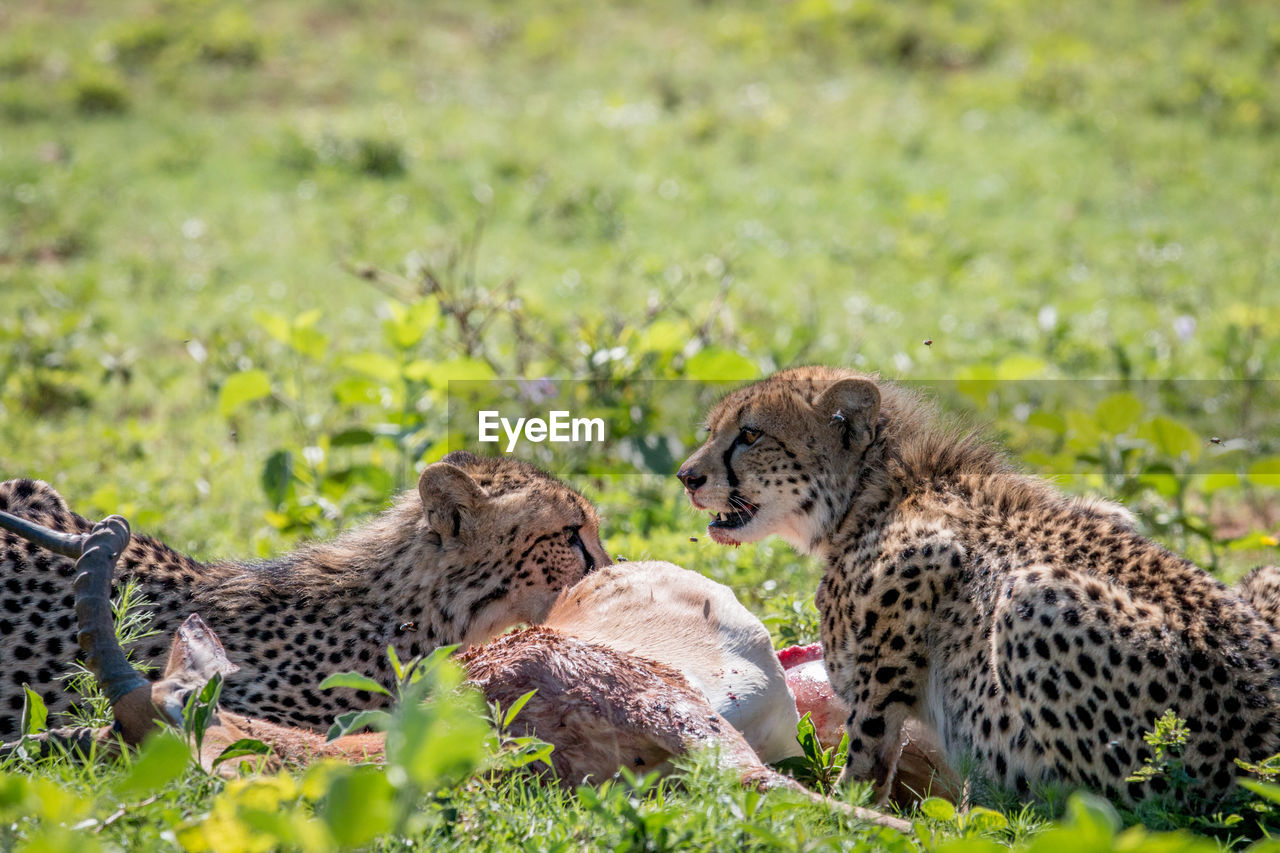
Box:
677;366;1280;806
0;451;608;738
1239;565;1280;631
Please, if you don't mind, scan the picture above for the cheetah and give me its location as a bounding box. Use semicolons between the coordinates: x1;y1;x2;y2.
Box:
0;451;608;739
1239;565;1280;631
676;366;1280;806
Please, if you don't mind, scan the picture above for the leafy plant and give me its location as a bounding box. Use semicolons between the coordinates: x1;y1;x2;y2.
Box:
772;712;847;795
485;688;556;775
1127;709;1192;790
180;672;225;766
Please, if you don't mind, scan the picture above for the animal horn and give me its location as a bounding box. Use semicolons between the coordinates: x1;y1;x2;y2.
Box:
72;516;150;704
0;509;149;704
0;508;88;558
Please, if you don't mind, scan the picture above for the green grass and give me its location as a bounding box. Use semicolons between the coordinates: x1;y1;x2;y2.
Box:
2;0;1279;849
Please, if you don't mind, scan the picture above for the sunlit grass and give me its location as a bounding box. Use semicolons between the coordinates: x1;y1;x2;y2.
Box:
1;0;1278;849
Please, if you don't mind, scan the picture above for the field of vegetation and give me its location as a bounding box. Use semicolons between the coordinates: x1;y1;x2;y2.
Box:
1;0;1279;849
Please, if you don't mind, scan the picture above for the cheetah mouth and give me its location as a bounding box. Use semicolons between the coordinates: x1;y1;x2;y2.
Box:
708;502;759;532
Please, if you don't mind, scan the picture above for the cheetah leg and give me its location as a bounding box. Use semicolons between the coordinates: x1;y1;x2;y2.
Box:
824;532;958;804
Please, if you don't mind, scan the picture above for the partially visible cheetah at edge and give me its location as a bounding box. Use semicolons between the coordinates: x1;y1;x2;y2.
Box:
0;451;609;739
677;365;1280;806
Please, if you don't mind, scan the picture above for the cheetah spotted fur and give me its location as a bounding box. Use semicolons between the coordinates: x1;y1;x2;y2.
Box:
678;366;1280;806
0;451;608;739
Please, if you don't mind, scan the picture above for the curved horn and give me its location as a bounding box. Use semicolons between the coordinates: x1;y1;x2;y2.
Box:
0;508;87;558
72;516;149;704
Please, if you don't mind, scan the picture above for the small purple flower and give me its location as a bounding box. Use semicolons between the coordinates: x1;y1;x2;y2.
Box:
1173;315;1196;342
517;378;558;404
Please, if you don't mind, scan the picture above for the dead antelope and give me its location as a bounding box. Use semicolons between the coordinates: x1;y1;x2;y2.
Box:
0;510;907;830
541;561;802;764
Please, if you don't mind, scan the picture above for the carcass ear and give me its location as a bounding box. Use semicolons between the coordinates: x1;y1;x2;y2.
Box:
163;613;240;683
815;378;880;448
418;460;488;539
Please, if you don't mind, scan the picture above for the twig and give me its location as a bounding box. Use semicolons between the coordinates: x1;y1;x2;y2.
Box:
97;794;160;832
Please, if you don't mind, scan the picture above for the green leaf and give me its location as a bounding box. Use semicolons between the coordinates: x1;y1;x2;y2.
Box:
1138;469;1182;499
218;369;271;417
1064;408;1102;450
332;376;381;405
1095;392;1143;435
1240;778;1280;805
260;450;294;509
327;709;392;742
386;644;404;682
330;428;376;447
183;673;224;757
954;375;997;402
252;309;291;344
502;735;556;769
1063;791;1121;834
794;712;821;761
964;806;1008;831
114;731;191;797
384;298;440;350
1248;456;1280;488
318;765;396;848
771;756;813;777
1137;416;1201;462
342;352;402;382
994;354;1048;380
684;347;758;379
919;796;956;821
502;689;538;729
385;668;488;789
1197;472;1239;495
319;672;392;697
1026;410;1067;435
408;357;497;387
289;325;329;360
402;644;460;686
20;685;47;736
211;738;272;769
294;308;323;330
633;319;688;356
1227;531;1280;551
326;464;395;497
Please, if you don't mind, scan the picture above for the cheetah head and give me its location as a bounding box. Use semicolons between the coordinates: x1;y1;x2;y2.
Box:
676;367;881;551
418;451;612;645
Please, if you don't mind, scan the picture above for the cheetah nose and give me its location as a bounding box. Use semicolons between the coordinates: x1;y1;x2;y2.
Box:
677;467;707;491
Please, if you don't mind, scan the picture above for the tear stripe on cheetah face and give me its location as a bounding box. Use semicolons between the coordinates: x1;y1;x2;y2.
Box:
0;452;609;738
681;366;1280;808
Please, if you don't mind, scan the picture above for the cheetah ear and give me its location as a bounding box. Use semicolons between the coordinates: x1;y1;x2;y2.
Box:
418;461;488;540
815;378;880;446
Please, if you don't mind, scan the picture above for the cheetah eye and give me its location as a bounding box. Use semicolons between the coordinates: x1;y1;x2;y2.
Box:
738;428;763;446
566;526;596;573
